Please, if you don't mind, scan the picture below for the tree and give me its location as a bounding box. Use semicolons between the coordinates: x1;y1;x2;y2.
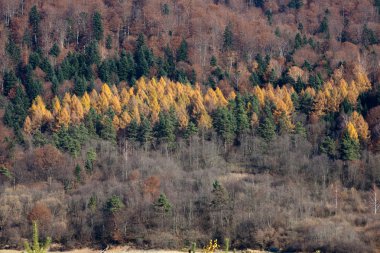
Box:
223;23;233;51
3;71;18;96
258;110;276;142
100;117;116;143
105;195;124;213
23;221;51;253
212;107;236;146
288;0;303;9
29;5;41;50
92;11;104;41
74;75;86;96
154;193;172;213
49;43;60;58
106;35;112;49
154;112;176;143
340;124;360;161
234;95;249;136
176;39;188;62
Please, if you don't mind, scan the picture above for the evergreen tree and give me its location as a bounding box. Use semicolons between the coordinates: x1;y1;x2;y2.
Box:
29;52;41;69
29;5;41;50
234;95;249;136
288;0;303;9
176;38;188;62
212;107;236;145
154;112;176;143
74;164;82;182
294;33;303;50
85;41;101;65
340;132;360;161
92;11;104;41
74;75;86;96
258;117;276;142
154;193;172;213
139;116;153;146
223;23;233;51
106;35;112;49
105;195;124;213
210;55;217;67
3;71;18;96
6;37;21;62
4;87;29;130
98;60;111;83
126;119;139;142
318;16;329;34
184;121;198;139
100;117;116;143
49;43;61;57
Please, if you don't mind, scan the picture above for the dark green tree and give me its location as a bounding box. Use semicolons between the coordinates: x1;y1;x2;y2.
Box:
49;43;61;57
154;112;176;143
100;117;116;143
74;164;82;183
212;107;236;146
288;0;303;9
74;75;86;96
138;116;153;146
176;38;188;62
234;95;249;136
154;193;172;213
105;195;124;213
29;5;41;50
340;132;360;161
223;22;233;51
3;71;18;96
105;35;112;49
92;11;104;41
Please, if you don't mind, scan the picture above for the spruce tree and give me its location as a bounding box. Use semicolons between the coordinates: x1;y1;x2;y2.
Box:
176;38;188;62
340;132;360;161
3;71;18;96
234;95;249;136
223;23;233;51
139;116;153;146
74;75;86;97
92;11;104;41
49;43;60;57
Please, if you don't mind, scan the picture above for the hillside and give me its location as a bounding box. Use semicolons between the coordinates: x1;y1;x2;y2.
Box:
0;0;380;252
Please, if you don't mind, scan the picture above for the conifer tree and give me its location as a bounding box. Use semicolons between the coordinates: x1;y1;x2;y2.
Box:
92;11;104;41
176;38;188;62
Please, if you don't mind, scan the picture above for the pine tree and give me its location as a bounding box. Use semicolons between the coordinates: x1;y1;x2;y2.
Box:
49;43;60;57
100;117;116;143
234;95;249;136
92;11;104;41
340;131;360;161
154;112;176;143
212;107;236;145
29;5;41;50
73;75;86;97
106;35;112;49
3;71;18;96
176;38;188;62
138;116;153;146
154;193;172;213
223;22;233;51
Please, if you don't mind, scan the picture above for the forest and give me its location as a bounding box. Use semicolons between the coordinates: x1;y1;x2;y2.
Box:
0;0;380;252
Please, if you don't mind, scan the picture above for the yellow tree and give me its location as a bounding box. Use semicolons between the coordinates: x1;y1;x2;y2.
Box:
110;95;122;115
70;95;84;124
351;111;369;142
23;116;32;134
55;107;71;129
52;96;61;116
81;92;91;113
346;122;359;142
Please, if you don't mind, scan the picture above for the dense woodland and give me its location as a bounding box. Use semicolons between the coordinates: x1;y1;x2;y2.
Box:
0;0;380;252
